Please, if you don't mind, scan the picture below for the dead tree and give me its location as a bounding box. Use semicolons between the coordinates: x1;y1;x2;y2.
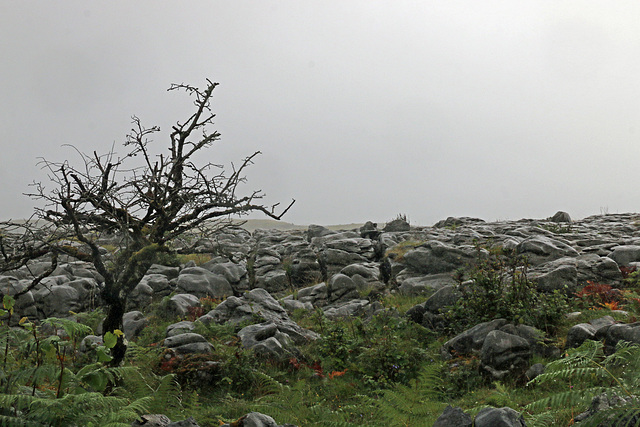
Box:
29;80;294;365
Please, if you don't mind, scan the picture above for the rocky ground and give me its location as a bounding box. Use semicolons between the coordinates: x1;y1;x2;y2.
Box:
4;211;640;426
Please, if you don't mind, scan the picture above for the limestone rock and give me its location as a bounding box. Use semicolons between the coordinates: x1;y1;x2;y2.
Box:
433;406;472;427
139;273;173;297
166;294;201;318
550;211;572;223
383;218;410;232
176;267;233;299
516;235;579;265
441;319;508;360
607;245;640;266
481;330;531;379
123;311;148;340
164;333;212;355
474;407;526;427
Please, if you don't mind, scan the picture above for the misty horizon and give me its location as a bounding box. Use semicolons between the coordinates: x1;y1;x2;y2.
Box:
2;2;639;226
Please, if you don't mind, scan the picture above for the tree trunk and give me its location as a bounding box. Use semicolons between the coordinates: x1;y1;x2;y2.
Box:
102;293;127;366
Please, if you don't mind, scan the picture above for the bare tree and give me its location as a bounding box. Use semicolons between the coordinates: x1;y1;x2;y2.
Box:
28;80;294;364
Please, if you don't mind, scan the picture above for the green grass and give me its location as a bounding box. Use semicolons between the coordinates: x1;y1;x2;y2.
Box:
382;293;432;314
385;240;423;262
175;253;214;266
6;249;640;426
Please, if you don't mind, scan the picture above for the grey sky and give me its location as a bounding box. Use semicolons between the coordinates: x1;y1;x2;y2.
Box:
1;1;639;225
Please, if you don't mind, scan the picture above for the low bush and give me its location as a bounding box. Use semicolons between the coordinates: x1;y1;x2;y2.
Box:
444;246;568;334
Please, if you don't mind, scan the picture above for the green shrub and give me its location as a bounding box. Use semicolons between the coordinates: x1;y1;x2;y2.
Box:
444;247;568;334
306;311;433;389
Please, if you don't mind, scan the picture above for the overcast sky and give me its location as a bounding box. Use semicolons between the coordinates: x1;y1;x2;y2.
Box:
1;1;639;226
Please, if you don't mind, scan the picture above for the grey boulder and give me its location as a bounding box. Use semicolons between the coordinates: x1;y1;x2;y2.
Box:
474;407;526;427
607;245;640;266
402;241;474;275
166;294;201;318
164;333;213;355
433;405;472;427
176;267;233;299
441;319;508;360
123;311;148;340
516;235;579;264
481;330;531;379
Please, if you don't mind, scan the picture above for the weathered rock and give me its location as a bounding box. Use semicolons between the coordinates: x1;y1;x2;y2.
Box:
128;282;154;311
139;274;173;297
402;242;475;275
564;316;614;349
516;235;579;264
433;405;472;427
166;321;196;337
34;284;80;318
576;254;623;285
424;285;461;313
132;414;172;427
52;261;104;283
566;323;597;349
0;277;37;324
573;392;639;426
383;218;410;232
280;298;313;312
200;288;287;325
220;412;294;427
607;245;640;266
531;258;578;293
287;260;322;287
66;277;101;310
525;363;545;381
481;330;531;379
405;284;461;330
255;269;289;293
550;211;572;223
199;288;318;347
176;267;233;299
146;264;180;280
359;221;380;239
307;224;335;240
79;335;104;352
237;323;297;360
340;263;380;283
122;311;148;340
166;294;201;319
166;416;201;427
282;282;328;308
397;273;456;296
328;273;359;303
202;259;247;284
323;299;373;319
164;332;212;355
441;319;508;360
603;322;640;353
434;217;486;228
474;407;526;427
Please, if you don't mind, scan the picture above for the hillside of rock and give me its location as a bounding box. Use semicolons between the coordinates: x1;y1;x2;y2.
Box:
3;211;640;425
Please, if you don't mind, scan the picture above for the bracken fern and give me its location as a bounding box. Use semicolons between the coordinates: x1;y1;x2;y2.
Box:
526;340;640;426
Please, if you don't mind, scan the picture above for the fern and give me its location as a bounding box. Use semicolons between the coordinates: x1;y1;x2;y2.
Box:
41;318;93;343
251;380;360;426
251;370;286;397
527;340;640;425
376;362;448;426
525;411;557;427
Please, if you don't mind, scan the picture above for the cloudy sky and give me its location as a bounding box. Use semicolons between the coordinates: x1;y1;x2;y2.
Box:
1;1;639;226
